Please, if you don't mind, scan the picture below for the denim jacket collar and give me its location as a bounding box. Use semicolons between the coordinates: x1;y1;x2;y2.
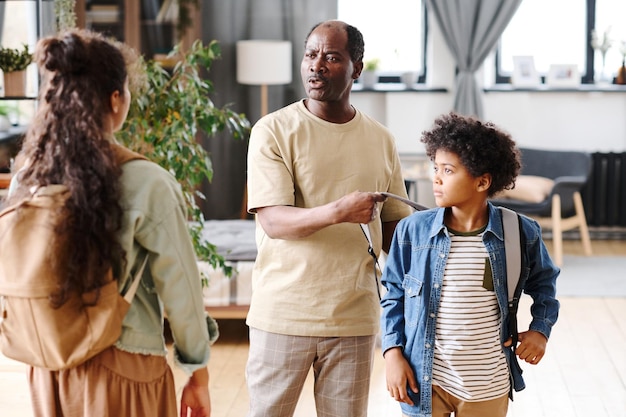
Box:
429;202;506;241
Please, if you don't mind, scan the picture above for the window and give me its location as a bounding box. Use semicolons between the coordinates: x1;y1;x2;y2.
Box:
595;0;626;76
0;2;41;100
337;0;426;83
1;2;37;49
497;0;626;84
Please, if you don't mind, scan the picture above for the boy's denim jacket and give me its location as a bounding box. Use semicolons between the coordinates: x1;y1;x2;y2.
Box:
380;203;560;417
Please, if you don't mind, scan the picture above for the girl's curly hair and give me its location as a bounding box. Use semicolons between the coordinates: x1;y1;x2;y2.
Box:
421;112;521;197
10;29;136;307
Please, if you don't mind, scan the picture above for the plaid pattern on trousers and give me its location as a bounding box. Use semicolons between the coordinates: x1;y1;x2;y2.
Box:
246;327;376;417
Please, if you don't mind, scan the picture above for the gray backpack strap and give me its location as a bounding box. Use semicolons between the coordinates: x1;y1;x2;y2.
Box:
359;223;382;300
501;207;521;302
500;206;523;348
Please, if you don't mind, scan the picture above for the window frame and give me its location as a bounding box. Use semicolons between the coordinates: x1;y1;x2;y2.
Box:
379;1;428;84
495;0;596;85
345;0;428;85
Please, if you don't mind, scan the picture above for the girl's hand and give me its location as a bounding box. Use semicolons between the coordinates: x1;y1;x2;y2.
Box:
180;368;211;417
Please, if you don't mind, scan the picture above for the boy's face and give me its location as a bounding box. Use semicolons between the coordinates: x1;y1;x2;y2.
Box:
432;149;491;208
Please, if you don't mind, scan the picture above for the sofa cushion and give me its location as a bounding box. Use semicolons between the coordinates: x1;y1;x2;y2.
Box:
496;175;554;203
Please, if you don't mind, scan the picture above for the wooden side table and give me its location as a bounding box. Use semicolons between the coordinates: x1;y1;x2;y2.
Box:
0;173;11;189
0;173;11;204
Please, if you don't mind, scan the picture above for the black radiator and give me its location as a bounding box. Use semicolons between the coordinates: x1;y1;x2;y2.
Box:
582;152;626;227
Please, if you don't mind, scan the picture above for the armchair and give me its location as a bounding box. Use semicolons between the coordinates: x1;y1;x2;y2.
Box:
491;147;593;266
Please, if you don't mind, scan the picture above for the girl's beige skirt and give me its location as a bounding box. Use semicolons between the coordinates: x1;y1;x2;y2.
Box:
28;346;177;417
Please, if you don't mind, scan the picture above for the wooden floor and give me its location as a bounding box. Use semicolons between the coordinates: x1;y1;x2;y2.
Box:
1;239;625;417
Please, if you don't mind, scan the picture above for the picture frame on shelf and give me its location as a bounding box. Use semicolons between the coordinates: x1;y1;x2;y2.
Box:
546;64;580;87
511;56;540;87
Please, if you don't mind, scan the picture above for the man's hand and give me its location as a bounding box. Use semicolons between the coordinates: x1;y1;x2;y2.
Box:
503;330;548;365
334;190;387;225
256;191;386;239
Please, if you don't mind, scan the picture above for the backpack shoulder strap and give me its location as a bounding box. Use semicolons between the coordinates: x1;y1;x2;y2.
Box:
359;223;382;300
110;143;150;296
123;255;149;302
111;143;148;165
500;206;525;348
500;206;522;302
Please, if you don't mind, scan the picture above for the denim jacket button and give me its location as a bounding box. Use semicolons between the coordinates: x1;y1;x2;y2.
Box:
434;283;439;289
424;375;430;381
429;313;435;318
425;343;431;349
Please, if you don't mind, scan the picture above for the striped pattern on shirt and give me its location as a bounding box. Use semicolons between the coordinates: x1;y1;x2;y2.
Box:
432;231;510;401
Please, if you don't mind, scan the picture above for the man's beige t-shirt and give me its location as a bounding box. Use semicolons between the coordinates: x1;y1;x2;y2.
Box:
246;100;412;337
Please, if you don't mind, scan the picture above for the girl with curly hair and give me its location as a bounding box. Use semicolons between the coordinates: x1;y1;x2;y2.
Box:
380;112;560;417
8;29;216;417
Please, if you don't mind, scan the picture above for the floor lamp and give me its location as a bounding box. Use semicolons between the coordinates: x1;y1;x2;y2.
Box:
236;40;292;219
236;40;292;117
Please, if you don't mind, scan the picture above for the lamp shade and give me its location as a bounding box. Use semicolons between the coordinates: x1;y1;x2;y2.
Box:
236;40;292;85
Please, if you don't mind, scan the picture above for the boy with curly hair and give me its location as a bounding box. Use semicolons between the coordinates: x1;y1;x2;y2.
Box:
380;112;560;417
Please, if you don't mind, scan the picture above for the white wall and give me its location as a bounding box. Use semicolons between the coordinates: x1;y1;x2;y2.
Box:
484;90;626;153
353;89;626;155
351;13;626;155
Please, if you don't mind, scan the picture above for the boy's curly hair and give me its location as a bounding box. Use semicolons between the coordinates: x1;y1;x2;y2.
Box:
421;112;521;197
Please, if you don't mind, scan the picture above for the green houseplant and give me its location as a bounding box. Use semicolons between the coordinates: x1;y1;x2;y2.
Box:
360;58;380;89
116;40;251;282
54;0;77;31
363;58;380;72
0;103;12;131
0;44;33;97
0;44;33;73
0;103;10;117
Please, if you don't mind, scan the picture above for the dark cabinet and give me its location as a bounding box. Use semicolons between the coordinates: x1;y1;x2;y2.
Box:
77;0;179;59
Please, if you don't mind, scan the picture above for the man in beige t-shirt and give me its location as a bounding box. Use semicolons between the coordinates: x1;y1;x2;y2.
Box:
246;20;412;417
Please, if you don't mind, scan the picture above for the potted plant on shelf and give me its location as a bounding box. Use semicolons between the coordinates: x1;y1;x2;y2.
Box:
360;58;380;89
0;44;33;97
0;103;12;132
116;39;251;284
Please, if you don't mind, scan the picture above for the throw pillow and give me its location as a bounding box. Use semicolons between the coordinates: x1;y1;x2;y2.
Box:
496;175;554;203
